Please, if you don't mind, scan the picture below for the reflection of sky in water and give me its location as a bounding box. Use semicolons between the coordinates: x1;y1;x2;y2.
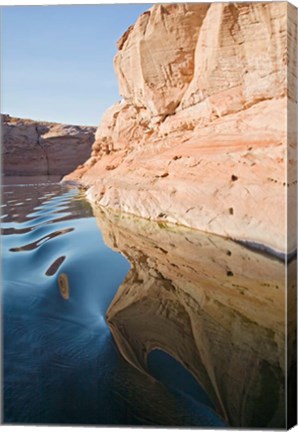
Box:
2;178;225;426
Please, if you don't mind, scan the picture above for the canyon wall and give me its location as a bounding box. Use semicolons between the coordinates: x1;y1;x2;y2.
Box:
2;114;96;176
65;2;297;256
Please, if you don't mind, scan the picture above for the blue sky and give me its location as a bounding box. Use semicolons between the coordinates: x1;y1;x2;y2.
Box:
1;4;151;126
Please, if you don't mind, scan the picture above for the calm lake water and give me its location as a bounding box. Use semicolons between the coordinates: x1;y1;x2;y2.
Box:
2;176;226;426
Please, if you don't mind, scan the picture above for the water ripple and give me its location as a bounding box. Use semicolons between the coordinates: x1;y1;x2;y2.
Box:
9;228;74;252
45;256;66;276
2;178;224;426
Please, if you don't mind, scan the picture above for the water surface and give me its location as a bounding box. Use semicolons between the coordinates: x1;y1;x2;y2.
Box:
2;176;225;426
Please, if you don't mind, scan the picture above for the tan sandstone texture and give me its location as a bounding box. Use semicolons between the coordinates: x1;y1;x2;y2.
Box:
92;206;296;428
2;114;96;176
65;2;297;256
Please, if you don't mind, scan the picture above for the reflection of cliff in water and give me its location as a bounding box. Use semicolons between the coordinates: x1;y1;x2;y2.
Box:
2;176;93;227
92;206;293;428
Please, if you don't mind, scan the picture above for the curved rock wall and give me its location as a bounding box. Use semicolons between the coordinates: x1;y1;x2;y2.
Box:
65;2;297;256
2;114;96;176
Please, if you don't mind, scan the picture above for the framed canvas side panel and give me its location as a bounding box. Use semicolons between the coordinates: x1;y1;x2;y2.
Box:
287;2;297;429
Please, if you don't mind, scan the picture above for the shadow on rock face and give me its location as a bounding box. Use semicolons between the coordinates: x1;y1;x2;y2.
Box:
92;205;293;428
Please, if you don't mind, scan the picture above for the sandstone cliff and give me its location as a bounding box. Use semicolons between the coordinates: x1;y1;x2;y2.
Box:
65;2;297;256
92;206;295;428
2;114;96;176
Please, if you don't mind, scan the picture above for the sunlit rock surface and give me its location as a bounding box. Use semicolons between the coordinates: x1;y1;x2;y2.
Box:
65;2;297;255
2;114;96;176
91;206;292;428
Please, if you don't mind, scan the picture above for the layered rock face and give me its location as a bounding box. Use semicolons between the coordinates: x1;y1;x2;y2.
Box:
92;206;294;428
65;2;297;255
2;114;96;176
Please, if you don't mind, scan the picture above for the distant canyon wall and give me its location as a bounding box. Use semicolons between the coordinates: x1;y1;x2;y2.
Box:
65;3;297;255
2;114;96;177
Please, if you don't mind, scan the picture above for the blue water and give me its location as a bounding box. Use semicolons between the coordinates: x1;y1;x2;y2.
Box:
2;177;226;426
